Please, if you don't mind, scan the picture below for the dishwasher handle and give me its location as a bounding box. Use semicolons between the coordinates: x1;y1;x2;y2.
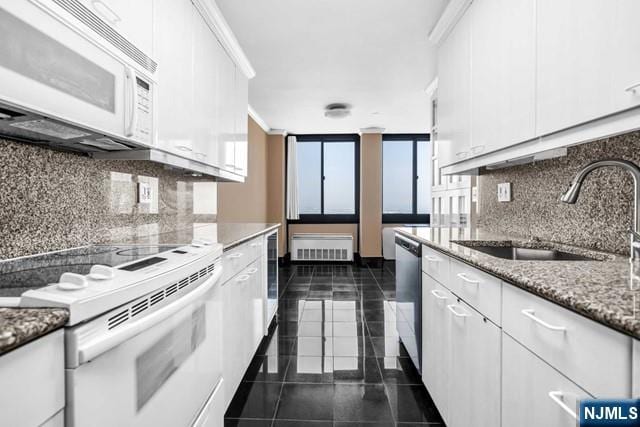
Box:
395;234;421;256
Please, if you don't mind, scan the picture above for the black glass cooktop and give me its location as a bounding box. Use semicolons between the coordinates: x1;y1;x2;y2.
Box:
0;245;181;298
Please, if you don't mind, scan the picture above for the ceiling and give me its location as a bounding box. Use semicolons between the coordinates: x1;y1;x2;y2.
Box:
216;0;447;134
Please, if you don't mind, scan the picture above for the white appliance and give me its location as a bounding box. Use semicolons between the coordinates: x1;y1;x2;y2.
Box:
0;1;154;152
264;230;278;334
0;241;225;427
290;233;354;261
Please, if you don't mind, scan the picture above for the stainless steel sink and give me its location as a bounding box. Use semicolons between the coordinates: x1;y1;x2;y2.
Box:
455;243;599;261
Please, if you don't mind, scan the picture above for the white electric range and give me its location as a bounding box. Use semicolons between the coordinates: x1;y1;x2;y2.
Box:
0;240;226;427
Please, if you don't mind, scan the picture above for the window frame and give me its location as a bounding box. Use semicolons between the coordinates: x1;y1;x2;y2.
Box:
381;134;431;224
287;134;360;224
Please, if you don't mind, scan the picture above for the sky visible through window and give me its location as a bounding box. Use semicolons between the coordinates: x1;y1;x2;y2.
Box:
383;139;431;215
297;140;355;215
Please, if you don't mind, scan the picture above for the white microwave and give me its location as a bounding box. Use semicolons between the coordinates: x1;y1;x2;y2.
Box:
0;0;154;151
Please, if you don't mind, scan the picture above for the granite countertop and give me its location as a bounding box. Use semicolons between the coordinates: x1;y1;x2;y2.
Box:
0;308;68;356
395;226;640;340
121;222;281;250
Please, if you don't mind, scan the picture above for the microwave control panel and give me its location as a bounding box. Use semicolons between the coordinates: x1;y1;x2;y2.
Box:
134;77;152;144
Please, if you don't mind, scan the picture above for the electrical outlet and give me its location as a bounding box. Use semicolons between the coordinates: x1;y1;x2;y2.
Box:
497;182;511;202
138;182;152;204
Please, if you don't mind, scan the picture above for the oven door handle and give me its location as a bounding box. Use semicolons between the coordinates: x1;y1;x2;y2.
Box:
78;268;222;364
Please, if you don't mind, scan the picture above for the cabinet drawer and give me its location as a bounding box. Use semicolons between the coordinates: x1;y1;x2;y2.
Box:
502;284;632;397
502;333;591;427
448;257;501;324
421;245;450;284
221;237;263;284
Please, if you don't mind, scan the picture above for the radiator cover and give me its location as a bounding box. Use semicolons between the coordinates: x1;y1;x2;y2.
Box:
291;234;353;261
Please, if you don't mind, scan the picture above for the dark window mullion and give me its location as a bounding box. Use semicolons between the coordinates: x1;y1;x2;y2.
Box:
412;138;418;215
320;139;325;215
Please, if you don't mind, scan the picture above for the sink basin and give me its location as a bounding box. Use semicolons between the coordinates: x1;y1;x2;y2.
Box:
455;243;599;261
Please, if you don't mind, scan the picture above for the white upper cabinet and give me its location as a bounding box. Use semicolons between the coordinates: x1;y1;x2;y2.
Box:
153;0;251;179
471;0;535;156
536;0;617;135
234;69;249;176
153;0;195;157
437;5;472;167
611;0;640;113
77;0;154;56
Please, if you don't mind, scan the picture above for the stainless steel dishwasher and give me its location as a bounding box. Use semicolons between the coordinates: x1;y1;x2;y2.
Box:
395;234;422;373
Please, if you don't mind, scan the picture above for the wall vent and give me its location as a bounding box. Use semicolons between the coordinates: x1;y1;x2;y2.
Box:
291;234;353;262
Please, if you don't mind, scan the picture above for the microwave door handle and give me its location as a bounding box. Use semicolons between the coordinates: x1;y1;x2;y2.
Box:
125;67;137;138
77;268;222;364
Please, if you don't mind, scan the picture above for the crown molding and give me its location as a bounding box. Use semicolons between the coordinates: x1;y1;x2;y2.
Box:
425;77;438;98
193;0;256;79
428;0;473;45
359;127;386;135
248;105;269;133
268;129;288;136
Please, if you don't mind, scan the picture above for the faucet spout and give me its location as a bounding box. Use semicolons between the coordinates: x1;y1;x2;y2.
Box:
561;159;640;260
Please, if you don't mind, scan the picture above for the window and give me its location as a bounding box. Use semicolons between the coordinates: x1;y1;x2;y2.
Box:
292;134;359;223
382;134;431;223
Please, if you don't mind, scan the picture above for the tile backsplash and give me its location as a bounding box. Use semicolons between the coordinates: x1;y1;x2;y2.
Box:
477;130;640;255
0;138;217;259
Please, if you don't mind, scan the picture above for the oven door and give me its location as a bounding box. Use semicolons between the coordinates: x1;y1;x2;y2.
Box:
0;2;133;143
65;272;224;427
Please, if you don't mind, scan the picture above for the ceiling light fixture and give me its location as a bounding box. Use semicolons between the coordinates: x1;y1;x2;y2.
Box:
324;103;351;119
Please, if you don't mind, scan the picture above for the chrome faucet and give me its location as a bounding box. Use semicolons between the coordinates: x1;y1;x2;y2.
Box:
561;159;640;261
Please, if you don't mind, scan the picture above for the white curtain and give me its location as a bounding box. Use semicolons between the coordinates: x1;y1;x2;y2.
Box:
286;135;299;220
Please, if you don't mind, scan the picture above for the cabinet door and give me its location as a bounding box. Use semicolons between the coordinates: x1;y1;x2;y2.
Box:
78;0;154;55
610;0;640;112
154;0;195;156
217;45;237;172
471;0;535;155
447;298;500;427
502;334;591;427
222;274;247;406
248;261;264;353
421;273;451;424
536;0;616;135
437;6;472;167
192;9;219;166
234;69;249;176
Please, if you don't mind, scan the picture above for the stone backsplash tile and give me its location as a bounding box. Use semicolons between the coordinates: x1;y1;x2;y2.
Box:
0;138;217;259
477;130;640;255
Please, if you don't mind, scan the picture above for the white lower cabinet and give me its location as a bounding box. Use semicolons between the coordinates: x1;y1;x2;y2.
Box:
502;333;591;427
421;272;500;427
193;379;225;427
422;273;451;423
0;329;64;427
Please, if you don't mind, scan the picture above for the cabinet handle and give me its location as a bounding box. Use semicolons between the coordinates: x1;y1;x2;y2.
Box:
455;151;468;159
446;304;470;317
521;309;566;332
430;289;448;300
227;252;243;259
624;82;640;94
175;145;193;152
424;255;441;263
548;391;577;419
470;145;485;155
250;242;262;247
456;272;480;285
246;267;258;274
236;274;251;283
124;67;137;138
91;0;121;25
194;152;207;159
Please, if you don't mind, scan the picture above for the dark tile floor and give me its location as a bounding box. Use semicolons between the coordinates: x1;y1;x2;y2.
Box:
225;261;444;427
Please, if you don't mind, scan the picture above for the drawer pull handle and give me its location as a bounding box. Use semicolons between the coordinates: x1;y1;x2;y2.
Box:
236;274;251;283
521;309;566;331
456;272;479;284
228;252;243;259
548;391;577;419
424;255;441;262
447;304;470;318
246;267;258;274
624;82;640;94
431;289;448;300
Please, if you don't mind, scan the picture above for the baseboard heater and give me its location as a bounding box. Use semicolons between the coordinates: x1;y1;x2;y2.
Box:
291;233;353;261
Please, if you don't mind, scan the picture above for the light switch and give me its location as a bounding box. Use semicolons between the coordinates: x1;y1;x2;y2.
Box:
138;182;152;204
497;182;511;202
